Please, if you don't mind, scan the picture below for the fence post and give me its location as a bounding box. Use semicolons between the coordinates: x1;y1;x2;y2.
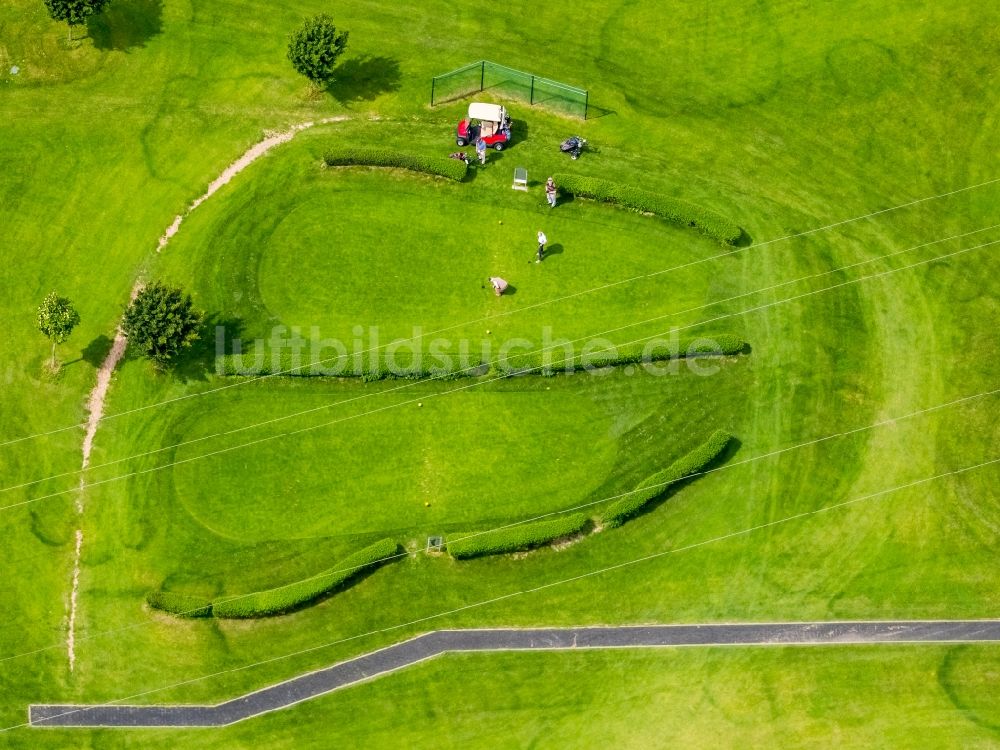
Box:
530;76;535;105
430;77;436;106
480;60;485;92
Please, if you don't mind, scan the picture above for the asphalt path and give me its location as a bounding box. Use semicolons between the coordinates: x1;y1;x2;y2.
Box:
30;620;1000;727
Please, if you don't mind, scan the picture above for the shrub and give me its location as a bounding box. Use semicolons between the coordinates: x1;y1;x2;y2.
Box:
287;15;349;84
211;538;398;619
324;148;468;181
602;429;733;528
448;514;589;559
146;590;213;618
552;173;742;245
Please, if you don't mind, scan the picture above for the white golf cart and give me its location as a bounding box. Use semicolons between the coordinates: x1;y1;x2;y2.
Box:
455;102;513;150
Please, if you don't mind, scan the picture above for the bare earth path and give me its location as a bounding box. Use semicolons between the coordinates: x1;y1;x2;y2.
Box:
33;620;1000;727
65;117;351;669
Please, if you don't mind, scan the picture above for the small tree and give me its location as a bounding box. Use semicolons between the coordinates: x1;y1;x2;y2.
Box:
121;282;203;368
37;292;81;369
287;15;349;85
43;0;113;41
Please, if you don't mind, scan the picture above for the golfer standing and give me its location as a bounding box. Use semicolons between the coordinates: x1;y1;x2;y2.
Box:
476;137;487;166
536;230;547;263
545;177;557;208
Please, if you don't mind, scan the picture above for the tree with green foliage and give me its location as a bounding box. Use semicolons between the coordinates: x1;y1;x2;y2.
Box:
43;0;113;41
121;282;203;367
287;15;349;84
36;292;81;369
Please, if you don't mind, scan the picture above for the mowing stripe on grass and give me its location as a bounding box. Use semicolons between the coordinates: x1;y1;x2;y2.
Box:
28;620;1000;727
2;235;995;515
0;390;994;668
3;177;999;450
3;223;996;498
20;457;999;730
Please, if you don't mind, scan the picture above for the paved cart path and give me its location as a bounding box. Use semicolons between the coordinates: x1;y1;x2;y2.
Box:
30;620;1000;728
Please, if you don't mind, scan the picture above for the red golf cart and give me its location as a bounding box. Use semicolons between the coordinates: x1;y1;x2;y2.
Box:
455;102;512;150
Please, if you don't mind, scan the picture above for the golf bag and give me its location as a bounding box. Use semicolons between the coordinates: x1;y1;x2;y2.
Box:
560;136;587;159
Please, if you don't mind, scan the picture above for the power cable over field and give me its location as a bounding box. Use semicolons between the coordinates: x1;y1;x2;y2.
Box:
3;223;997;498
1;234;996;514
10;455;998;732
2;174;999;450
0;385;993;666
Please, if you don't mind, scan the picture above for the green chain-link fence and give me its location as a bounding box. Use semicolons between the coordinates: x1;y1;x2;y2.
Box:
431;60;589;119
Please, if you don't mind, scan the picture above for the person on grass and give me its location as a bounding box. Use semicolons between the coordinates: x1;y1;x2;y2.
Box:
545;177;557;208
536;230;547;263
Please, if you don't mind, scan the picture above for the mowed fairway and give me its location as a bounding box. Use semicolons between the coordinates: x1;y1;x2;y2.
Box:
1;0;999;746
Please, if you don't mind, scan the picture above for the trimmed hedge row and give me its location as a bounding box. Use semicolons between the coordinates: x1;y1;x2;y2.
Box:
216;334;745;379
602;429;733;528
553;173;742;245
146;590;214;618
324;148;468;181
216;350;487;380
495;334;746;375
211;538;399;619
448;514;589;559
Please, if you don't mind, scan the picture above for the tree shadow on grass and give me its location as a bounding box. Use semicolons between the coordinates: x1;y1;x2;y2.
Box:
87;0;164;51
326;56;402;103
81;333;114;367
167;314;246;385
731;228;754;248
61;334;114;369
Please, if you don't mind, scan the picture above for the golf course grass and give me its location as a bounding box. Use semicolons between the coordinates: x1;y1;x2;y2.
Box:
1;0;999;745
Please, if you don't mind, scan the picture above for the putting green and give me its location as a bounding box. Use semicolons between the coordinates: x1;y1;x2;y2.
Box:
169;386;626;542
187;159;734;353
153;148;749;548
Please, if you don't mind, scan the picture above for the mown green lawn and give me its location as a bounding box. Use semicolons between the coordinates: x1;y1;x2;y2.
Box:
1;0;998;746
90;646;1000;749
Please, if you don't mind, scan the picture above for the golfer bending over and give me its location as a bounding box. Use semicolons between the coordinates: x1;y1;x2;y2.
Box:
490;277;509;296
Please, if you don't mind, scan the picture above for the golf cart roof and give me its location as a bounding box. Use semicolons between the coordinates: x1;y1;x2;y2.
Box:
468;102;506;123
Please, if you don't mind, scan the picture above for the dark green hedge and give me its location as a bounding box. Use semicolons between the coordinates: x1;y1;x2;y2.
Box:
448;514;589;559
216;350;487;380
217;334;744;379
146;590;213;618
324;148;468;181
495;334;746;375
211;538;399;619
552;173;742;245
602;429;733;528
